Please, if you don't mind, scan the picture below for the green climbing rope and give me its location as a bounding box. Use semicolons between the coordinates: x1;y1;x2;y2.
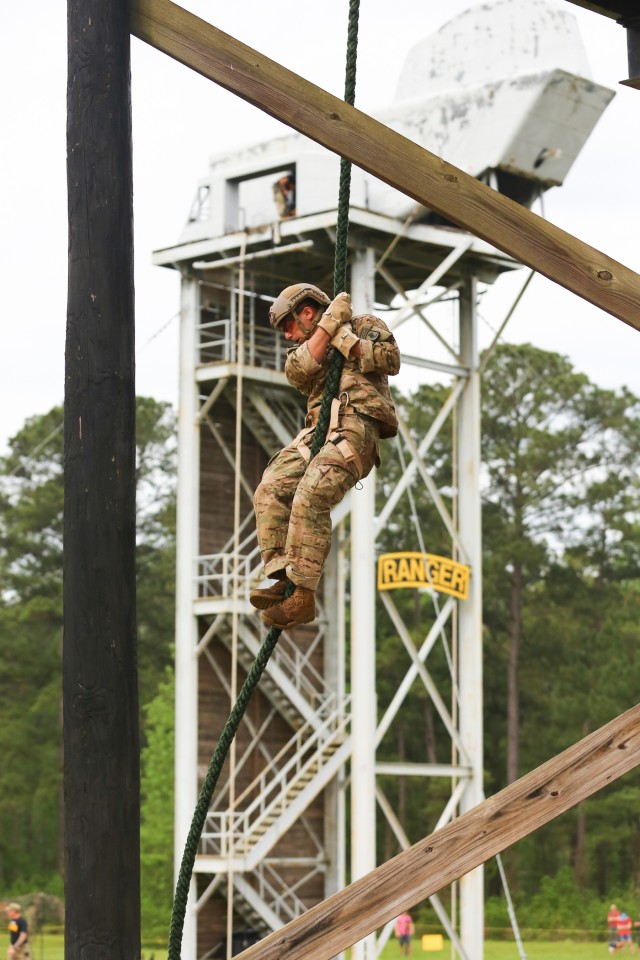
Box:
167;3;360;956
309;0;359;463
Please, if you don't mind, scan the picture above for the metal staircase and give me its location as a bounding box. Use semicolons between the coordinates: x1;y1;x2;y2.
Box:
216;859;319;936
233;617;331;730
194;507;349;918
198;695;351;871
229;383;305;456
185;287;347;951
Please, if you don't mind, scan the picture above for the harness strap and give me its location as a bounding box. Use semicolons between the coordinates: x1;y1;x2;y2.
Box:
298;395;370;473
297;440;311;463
330;396;342;432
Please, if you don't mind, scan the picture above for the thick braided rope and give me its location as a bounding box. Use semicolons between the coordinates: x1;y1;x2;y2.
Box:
311;0;360;454
167;4;360;956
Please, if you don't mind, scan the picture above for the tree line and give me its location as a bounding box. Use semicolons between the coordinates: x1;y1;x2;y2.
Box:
0;398;177;914
0;343;638;938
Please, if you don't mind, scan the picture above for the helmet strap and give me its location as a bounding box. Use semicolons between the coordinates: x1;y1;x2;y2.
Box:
293;305;322;341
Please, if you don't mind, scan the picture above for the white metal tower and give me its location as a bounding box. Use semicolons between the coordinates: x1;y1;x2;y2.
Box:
154;3;612;958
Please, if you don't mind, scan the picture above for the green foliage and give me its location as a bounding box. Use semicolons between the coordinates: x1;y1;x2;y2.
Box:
0;398;177;894
485;865;638;938
140;670;175;940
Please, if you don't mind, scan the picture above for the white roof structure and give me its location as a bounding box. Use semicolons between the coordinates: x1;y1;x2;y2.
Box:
395;0;592;99
173;0;614;247
375;0;614;208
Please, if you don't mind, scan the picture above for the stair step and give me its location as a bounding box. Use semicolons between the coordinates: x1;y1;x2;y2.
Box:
221;639;307;730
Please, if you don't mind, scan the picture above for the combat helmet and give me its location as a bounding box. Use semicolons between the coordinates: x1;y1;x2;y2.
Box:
268;283;330;335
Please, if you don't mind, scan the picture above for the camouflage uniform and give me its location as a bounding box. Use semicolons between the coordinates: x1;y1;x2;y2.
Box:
254;312;400;591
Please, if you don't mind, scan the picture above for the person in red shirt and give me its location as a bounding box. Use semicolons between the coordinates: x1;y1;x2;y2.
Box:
609;904;621;938
394;913;415;956
617;911;632;949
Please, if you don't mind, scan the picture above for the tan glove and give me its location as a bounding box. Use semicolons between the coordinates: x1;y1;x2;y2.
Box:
331;324;359;358
317;292;352;338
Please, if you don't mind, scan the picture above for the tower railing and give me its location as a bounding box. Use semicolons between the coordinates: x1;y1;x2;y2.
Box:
237;615;330;716
221;860;324;934
198;316;288;372
195;549;261;602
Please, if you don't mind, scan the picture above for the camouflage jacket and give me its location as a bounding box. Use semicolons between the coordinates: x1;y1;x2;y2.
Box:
284;313;400;437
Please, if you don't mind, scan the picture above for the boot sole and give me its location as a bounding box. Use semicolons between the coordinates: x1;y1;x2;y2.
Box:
250;594;285;610
261;610;316;629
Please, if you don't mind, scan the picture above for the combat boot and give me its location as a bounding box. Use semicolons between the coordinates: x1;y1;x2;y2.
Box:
249;577;287;610
261;586;316;629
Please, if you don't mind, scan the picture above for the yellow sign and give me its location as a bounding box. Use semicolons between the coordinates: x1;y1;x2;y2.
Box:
422;934;444;952
377;552;470;600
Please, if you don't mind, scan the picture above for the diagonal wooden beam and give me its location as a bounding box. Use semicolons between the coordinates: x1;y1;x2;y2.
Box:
232;704;640;960
130;0;640;331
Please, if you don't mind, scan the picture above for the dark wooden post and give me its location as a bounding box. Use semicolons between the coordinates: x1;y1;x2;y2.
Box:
65;0;140;956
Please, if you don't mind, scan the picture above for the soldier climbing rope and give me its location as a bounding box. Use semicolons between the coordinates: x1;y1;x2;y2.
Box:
167;2;363;956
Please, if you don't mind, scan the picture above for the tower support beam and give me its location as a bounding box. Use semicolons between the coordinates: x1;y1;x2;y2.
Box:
174;276;202;959
457;277;484;960
350;246;378;960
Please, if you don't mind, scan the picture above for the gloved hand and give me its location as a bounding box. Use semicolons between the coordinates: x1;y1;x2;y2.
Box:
331;324;359;359
317;292;352;338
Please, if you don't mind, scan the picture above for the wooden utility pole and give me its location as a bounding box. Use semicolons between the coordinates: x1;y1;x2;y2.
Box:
65;0;140;956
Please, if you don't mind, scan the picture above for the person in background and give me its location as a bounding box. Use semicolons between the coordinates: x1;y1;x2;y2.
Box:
273;174;296;218
394;911;415;956
6;903;31;960
609;904;621;940
608;904;621;953
617;911;632;950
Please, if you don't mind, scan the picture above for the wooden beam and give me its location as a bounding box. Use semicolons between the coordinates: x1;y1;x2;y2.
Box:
234;704;640;960
130;0;640;332
66;0;140;954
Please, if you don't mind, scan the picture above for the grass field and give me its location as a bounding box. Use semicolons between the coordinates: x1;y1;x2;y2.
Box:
25;935;166;959
28;935;619;960
381;940;615;960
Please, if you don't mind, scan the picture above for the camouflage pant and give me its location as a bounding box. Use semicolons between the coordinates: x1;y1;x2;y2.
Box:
254;412;379;591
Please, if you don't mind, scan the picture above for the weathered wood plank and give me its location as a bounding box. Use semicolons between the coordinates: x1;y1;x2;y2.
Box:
234;704;640;960
130;0;640;331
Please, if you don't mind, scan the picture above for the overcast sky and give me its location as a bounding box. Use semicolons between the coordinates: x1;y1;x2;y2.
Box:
1;0;638;456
